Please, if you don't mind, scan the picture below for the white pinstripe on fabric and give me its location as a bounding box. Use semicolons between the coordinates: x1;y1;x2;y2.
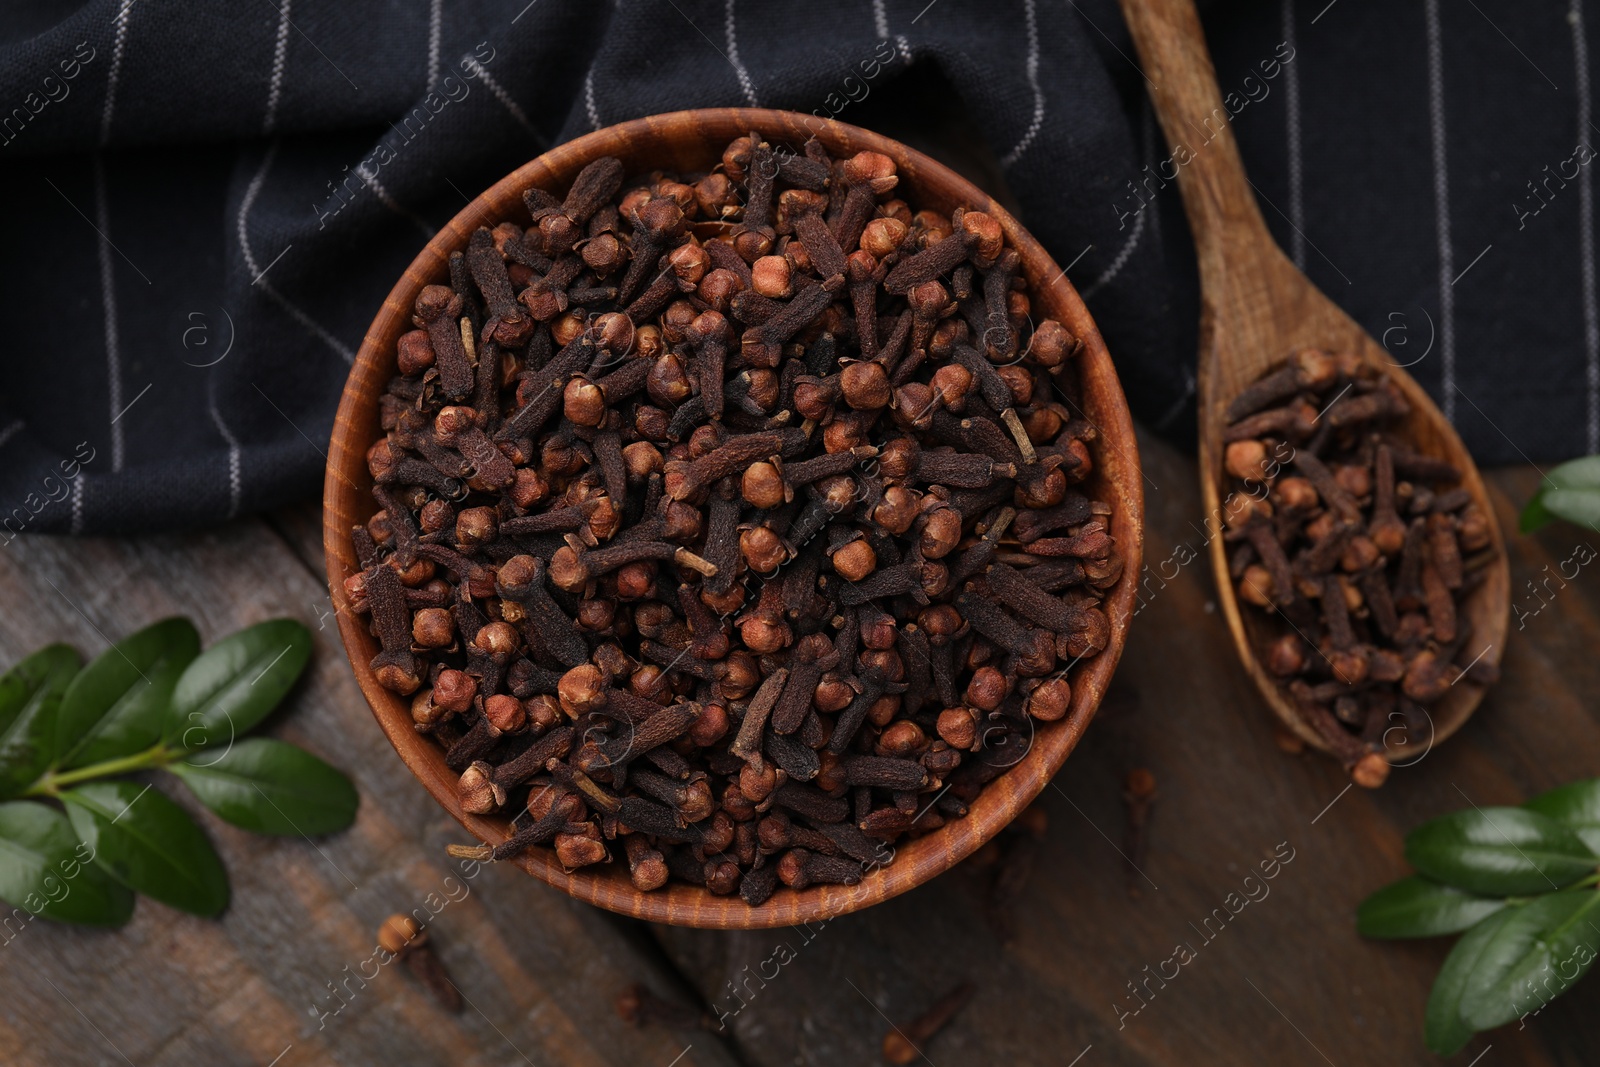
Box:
584;65;604;130
209;401;242;519
70;472;85;535
1082;102;1156;300
873;0;911;64
868;0;911;63
99;0;134;144
237;141;355;362
1000;0;1045;168
357;164;433;237
1152;371;1196;431
93;155;124;472
1424;0;1457;423
1281;0;1306;269
427;0;443;92
1572;0;1599;452
264;0;292;132
324;0;439;236
724;0;760;107
215;0;354;527
1081;205;1144;301
462;56;539;137
97;0;136;475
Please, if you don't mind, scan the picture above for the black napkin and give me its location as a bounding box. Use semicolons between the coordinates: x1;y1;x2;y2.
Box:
0;0;1585;536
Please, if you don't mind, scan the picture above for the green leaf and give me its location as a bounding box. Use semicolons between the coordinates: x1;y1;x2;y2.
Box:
1524;455;1600;532
1426;905;1521;1055
1459;888;1600;1030
57;618;199;769
61;780;228;918
0;645;82;799
1546;455;1600;487
0;801;133;927
1526;779;1600;855
164;620;311;756
1520;491;1557;534
1356;875;1507;939
168;739;357;836
1542;488;1600;531
1406;807;1597;896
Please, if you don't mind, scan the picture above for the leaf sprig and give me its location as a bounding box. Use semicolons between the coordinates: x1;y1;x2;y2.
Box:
1356;779;1600;1054
1521;455;1600;532
0;618;357;928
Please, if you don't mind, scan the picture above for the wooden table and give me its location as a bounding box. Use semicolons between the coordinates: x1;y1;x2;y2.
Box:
2;429;1595;1067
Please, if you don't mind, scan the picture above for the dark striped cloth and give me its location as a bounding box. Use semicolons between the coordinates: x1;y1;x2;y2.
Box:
0;0;1587;536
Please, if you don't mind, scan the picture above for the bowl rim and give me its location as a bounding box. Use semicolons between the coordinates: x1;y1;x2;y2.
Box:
322;107;1145;929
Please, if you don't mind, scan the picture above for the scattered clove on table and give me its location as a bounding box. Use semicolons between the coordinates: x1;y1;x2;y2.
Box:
984;802;1047;943
1221;349;1502;786
351;131;1122;899
1121;767;1156;899
376;913;462;1012
614;983;718;1032
881;982;975;1065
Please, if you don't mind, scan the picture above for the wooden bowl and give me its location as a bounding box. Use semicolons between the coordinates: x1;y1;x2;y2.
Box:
323;108;1145;928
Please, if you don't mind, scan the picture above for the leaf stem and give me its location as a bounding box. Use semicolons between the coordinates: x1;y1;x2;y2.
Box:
1504;870;1600;907
24;745;175;796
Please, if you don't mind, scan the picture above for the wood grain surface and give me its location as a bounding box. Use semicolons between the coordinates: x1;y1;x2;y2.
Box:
1117;0;1510;760
322;108;1143;928
0;518;739;1067
3;434;1596;1066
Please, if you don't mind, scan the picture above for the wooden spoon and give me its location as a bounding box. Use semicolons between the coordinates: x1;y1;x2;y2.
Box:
1118;0;1509;779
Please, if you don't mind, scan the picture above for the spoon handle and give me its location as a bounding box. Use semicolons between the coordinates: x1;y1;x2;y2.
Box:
1116;0;1276;289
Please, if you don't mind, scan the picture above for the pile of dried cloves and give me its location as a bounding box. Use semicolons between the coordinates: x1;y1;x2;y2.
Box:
347;131;1121;903
1222;349;1500;786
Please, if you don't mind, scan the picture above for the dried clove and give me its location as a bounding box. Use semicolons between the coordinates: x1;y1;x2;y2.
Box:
376;913;461;1012
614;982;717;1032
359;132;1119;900
881;982;975;1065
1122;767;1156;900
1222;351;1501;786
